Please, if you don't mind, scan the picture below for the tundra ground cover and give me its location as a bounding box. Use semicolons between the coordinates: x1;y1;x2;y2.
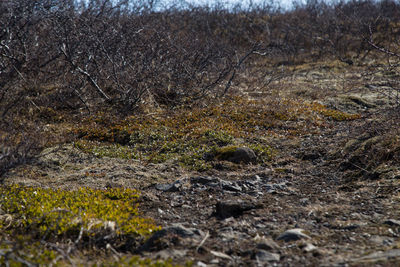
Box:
1;0;400;265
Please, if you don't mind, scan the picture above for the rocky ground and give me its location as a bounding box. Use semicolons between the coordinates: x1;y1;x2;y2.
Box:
3;60;400;266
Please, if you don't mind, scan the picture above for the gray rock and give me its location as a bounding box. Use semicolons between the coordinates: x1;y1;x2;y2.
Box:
196;261;208;267
220;179;242;192
255;249;280;262
384;219;400;226
262;182;288;193
216;146;257;164
276;228;311;242
215;199;261;219
302;243;317;253
164;223;204;237
256;238;280;250
370;235;394;246
139;223;203;251
155;180;184;192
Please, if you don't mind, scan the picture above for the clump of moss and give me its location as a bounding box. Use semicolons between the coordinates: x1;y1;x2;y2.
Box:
214;145;240;161
0;185;159;238
0;185;165;266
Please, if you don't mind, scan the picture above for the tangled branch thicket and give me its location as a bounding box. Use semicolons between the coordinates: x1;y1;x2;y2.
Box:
1;0;400;175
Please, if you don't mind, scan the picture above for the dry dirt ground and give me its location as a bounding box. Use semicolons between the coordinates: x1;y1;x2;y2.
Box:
4;60;400;266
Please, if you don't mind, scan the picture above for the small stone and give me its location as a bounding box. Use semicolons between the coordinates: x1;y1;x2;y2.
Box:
210;250;232;260
196;261;207;267
215;199;261;219
165;223;203;237
220;180;242;192
255;249;280;262
256;238;280;250
302;243;317;253
300;198;309;206
155;180;183;192
276;228;311;242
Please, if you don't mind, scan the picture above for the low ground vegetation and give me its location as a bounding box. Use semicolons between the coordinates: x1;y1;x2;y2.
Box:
1;0;400;265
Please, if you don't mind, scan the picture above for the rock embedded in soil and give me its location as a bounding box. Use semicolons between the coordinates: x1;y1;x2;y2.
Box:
383;219;400;227
155;179;184;192
276;228;311;242
220;179;242;192
163;223;204;238
139;223;203;251
256;237;280;250
301;243;318;253
255;249;280;263
215;199;261;219
190;176;243;192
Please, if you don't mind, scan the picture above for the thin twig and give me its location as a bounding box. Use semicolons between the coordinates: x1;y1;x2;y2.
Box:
196;231;210;252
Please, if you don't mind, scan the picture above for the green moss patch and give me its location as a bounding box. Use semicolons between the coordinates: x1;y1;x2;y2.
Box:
0;185;166;266
71;97;358;169
0;185;159;237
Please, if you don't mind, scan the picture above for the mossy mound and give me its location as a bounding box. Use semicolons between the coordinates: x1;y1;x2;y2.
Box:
214;146;257;164
339;133;400;180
